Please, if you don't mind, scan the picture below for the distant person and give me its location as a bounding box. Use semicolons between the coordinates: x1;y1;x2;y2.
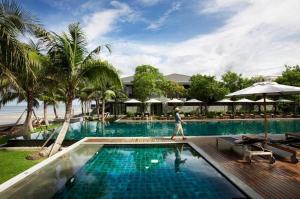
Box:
174;145;187;172
171;107;186;140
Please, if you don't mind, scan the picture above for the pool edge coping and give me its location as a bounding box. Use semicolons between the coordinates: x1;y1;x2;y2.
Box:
1;137;264;199
0;137;89;192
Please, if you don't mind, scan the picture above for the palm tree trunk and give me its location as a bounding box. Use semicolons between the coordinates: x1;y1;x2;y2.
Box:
53;105;58;119
102;98;105;123
81;101;84;115
44;102;49;126
85;101;88;115
96;99;100;121
114;99;117;120
23;92;34;135
40;94;73;157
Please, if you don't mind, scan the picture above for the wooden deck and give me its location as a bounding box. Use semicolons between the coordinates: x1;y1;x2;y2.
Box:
85;137;300;199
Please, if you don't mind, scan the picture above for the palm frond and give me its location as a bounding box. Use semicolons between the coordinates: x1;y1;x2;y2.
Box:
83;44;111;63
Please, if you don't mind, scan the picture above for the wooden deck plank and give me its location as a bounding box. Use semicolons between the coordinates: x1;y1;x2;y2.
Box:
189;137;300;199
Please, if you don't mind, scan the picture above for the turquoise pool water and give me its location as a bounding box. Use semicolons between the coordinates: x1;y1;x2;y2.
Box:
59;119;300;140
53;144;247;199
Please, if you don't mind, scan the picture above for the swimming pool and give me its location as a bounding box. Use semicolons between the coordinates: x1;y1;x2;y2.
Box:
37;119;300;140
0;143;250;199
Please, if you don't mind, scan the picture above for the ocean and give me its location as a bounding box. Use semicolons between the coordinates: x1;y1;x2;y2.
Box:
0;104;82;125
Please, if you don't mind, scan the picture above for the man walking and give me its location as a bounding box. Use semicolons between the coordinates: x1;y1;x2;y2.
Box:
171;107;186;140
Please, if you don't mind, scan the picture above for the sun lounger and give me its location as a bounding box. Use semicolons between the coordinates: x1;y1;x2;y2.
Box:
160;115;167;120
267;142;300;163
265;136;300;163
168;114;174;120
216;136;275;164
285;132;300;139
134;115;141;120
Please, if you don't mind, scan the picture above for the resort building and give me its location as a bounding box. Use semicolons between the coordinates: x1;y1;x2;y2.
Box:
120;73;192;115
122;73;191;98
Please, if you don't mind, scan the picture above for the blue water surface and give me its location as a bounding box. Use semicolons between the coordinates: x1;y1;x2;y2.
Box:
61;119;300;140
52;144;246;199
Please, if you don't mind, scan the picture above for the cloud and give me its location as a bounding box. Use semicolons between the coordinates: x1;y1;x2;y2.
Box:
137;0;163;6
83;1;139;41
102;0;300;78
146;1;182;30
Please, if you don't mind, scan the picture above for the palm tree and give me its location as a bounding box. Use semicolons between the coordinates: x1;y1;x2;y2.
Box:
38;23;120;156
77;84;92;117
39;88;63;125
0;43;48;135
0;0;44;83
87;62;122;122
0;1;48;135
112;88;127;119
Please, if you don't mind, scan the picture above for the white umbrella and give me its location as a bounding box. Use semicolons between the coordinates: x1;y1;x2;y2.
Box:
256;98;275;103
145;99;162;115
276;99;293;103
217;99;234;103
166;98;184;103
235;98;255;103
227;82;300;97
124;99;142;104
227;81;300;140
167;99;184;111
185;99;203;113
217;99;234;113
145;99;161;103
185;99;203;103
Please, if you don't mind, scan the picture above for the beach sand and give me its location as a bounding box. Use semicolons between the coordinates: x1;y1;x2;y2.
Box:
0;105;82;126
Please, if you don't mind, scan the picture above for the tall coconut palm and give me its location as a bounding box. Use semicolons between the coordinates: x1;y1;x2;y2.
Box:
38;23;120;156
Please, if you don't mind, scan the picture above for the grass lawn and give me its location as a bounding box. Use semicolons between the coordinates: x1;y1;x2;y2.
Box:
0;150;44;184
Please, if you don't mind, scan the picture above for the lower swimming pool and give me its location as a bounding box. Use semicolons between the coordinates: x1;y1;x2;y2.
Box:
0;143;251;199
37;119;300;140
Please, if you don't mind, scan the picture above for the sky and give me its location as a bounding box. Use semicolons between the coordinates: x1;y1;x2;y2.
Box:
21;0;300;78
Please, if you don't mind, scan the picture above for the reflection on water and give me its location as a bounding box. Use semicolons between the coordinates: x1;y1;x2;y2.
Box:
174;145;187;173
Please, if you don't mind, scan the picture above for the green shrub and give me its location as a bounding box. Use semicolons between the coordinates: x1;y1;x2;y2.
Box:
206;112;217;118
0;136;8;145
127;112;134;117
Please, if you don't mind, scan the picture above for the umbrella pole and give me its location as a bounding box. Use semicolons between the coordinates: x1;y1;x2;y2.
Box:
263;94;268;141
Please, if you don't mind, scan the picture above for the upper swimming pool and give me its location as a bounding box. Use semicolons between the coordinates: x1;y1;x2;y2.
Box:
32;119;300;140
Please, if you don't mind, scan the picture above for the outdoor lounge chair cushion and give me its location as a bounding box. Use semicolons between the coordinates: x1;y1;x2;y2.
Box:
234;136;265;145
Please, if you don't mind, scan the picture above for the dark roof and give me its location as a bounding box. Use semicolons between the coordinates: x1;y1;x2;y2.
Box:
121;73;191;85
164;73;191;84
